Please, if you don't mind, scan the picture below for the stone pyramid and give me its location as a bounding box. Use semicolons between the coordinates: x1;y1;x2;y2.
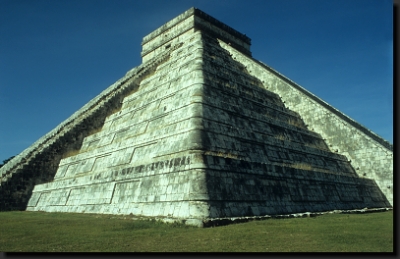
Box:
0;8;392;226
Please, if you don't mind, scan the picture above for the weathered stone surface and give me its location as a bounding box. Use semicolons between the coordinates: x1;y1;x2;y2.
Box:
0;7;392;226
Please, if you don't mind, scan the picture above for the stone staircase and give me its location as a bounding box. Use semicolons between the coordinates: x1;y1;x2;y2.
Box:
0;44;181;210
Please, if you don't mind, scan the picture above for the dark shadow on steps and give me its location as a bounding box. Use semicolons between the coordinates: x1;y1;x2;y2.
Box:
198;34;391;220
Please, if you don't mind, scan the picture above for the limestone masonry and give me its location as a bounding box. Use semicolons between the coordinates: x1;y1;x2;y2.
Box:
0;8;392;227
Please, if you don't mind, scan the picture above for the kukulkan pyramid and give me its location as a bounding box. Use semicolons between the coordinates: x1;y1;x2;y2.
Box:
0;8;392;227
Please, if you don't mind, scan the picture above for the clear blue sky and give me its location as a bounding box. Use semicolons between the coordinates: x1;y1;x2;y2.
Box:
0;0;393;161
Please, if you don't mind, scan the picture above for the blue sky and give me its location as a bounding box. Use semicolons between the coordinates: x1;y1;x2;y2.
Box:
0;0;393;161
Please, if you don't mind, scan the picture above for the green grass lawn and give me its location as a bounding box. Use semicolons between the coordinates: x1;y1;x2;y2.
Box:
0;210;393;252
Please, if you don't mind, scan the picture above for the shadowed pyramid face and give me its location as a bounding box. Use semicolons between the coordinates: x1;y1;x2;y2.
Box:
20;8;392;227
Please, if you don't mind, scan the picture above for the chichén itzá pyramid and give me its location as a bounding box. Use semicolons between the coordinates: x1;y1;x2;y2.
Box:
0;8;393;227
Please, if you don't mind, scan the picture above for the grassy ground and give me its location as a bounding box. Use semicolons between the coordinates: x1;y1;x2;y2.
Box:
0;210;393;252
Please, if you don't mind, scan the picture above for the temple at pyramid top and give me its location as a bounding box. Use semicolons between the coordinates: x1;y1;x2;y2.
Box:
141;7;252;62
